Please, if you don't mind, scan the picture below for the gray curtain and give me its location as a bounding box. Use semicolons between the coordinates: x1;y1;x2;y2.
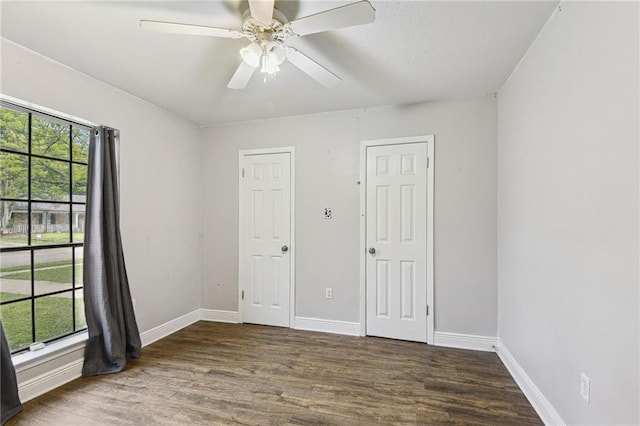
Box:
1;321;22;424
82;126;141;377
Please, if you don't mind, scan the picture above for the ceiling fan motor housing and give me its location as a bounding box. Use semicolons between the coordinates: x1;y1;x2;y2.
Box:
241;8;288;42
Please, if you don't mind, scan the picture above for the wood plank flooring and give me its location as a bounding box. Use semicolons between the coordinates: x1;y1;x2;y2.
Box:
8;322;541;425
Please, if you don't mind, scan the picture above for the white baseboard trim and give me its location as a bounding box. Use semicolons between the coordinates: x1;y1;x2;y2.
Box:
140;309;201;347
294;316;360;336
496;340;565;426
434;331;497;352
18;358;84;403
199;309;239;323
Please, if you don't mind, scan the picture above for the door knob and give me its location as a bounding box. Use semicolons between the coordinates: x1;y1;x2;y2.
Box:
281;245;289;252
368;247;376;255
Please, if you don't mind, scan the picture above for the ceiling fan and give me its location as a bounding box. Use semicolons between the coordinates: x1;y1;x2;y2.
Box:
140;0;376;89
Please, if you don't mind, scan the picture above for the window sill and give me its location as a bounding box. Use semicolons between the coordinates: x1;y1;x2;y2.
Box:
12;332;88;373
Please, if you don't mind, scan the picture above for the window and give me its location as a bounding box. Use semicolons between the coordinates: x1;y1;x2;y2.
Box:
0;101;90;353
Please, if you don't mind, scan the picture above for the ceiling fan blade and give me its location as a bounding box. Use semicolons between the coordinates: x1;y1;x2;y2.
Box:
248;0;275;26
140;20;244;39
284;1;375;37
286;48;341;88
227;61;257;89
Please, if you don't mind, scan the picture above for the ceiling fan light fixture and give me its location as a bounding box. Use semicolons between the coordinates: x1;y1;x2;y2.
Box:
267;42;287;65
260;53;280;74
240;42;262;68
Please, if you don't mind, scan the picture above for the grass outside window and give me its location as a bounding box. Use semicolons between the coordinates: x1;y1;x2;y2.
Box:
0;292;86;351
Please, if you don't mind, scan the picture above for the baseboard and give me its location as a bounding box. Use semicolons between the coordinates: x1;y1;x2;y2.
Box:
294;316;360;336
434;331;497;352
140;309;201;347
199;309;239;323
18;358;84;402
496;340;565;426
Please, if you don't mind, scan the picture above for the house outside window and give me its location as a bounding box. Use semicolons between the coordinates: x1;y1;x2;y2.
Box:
0;101;90;353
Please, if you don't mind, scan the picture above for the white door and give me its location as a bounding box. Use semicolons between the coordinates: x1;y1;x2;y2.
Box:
239;151;291;327
366;142;428;342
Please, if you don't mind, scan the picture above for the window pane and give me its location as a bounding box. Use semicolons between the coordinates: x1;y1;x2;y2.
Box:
0;107;29;153
31;202;71;245
35;293;73;342
72;127;90;164
31;157;70;201
0;151;28;199
33;248;73;296
74;288;86;330
0;201;28;246
31;115;70;160
72;163;87;197
0;299;33;352
74;247;83;286
72;205;85;243
0;251;31;302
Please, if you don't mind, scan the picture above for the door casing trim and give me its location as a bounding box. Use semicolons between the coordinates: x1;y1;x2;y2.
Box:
238;146;296;327
359;136;435;344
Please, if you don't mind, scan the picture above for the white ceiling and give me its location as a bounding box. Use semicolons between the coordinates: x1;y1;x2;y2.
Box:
1;1;558;126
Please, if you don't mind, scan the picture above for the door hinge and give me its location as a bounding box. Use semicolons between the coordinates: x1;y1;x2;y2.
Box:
242;168;245;178
241;290;244;300
427;157;430;168
426;305;429;316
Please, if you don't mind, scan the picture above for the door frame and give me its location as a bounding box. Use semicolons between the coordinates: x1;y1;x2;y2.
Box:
238;146;296;327
359;135;434;344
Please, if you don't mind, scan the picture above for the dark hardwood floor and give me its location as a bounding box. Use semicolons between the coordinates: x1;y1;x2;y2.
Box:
9;322;541;425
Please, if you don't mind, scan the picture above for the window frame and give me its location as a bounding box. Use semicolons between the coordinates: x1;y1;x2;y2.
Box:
0;100;91;354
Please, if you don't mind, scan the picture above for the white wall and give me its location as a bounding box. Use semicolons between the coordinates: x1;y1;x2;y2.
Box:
497;2;639;425
202;95;498;336
1;38;203;337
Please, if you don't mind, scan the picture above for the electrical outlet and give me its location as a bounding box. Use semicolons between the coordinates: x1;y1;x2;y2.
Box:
325;288;333;299
580;373;590;403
